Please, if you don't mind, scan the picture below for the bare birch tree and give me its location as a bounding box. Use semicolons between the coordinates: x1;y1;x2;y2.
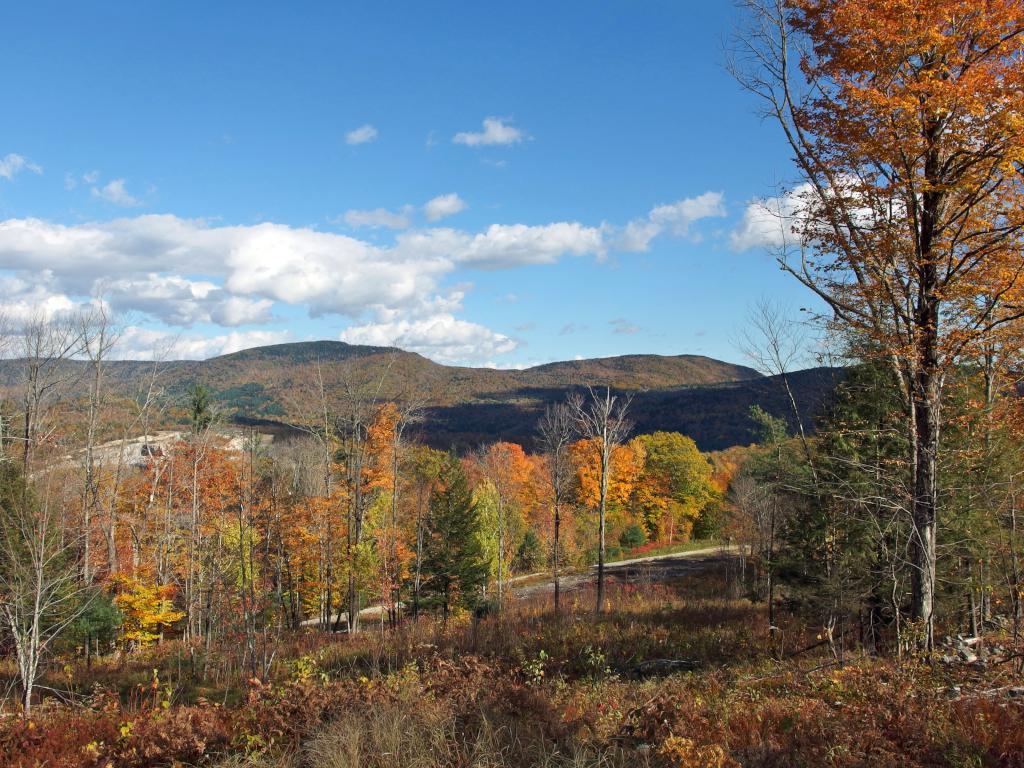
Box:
568;386;631;614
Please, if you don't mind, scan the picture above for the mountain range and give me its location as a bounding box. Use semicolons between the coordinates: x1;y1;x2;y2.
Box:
0;341;841;452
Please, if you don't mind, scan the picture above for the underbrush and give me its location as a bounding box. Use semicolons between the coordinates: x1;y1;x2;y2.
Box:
2;567;1023;767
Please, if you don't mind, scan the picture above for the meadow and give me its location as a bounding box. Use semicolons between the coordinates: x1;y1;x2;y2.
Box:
3;555;1022;768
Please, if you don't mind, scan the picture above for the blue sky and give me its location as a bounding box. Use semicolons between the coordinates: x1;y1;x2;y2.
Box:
0;1;816;368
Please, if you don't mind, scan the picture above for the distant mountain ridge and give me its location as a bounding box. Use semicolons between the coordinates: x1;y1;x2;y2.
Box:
0;340;838;451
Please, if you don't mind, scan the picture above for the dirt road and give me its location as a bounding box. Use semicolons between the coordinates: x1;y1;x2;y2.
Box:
512;545;743;600
304;545;743;628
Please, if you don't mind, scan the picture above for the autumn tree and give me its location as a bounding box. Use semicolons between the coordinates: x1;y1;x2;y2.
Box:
732;0;1024;646
631;431;715;543
112;575;184;647
471;441;536;606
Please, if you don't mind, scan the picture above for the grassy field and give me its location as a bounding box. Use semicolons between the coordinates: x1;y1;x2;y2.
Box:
2;557;1022;767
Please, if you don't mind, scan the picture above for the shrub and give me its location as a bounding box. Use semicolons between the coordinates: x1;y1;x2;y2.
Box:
618;525;646;550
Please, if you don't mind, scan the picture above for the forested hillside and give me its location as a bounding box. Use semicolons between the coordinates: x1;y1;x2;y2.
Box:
0;341;835;451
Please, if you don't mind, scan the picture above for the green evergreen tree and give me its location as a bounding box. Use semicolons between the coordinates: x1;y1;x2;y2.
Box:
514;529;543;572
420;453;488;623
619;523;646;550
187;383;214;434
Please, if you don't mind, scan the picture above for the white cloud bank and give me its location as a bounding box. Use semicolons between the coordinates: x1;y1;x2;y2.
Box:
0;187;723;363
116;326;294;361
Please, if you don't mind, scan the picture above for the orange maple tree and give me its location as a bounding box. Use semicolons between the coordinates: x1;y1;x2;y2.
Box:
735;0;1024;644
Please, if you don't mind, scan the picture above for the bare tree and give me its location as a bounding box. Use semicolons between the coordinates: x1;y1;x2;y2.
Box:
568;386;632;614
382;397;425;626
537;401;574;616
737;299;816;466
0;454;92;714
336;355;395;634
78;303;121;582
730;472;777;632
15;315;82;475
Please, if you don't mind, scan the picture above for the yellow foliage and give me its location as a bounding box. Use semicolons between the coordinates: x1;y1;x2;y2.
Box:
112;576;184;646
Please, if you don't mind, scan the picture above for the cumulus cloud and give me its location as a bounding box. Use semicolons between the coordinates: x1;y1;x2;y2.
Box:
103;274;273;327
341;206;412;230
0;153;42;180
728;186;812;252
0;216;452;319
423;193;467;222
396;222;605;269
91;178;143;207
0;187;720;364
115;326;294;360
0;274;77;323
340;313;517;365
453;117;525;147
0;215;609;332
345;124;378;145
617;191;726;252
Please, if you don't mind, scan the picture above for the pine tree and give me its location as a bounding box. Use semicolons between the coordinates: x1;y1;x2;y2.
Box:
419;453;488;624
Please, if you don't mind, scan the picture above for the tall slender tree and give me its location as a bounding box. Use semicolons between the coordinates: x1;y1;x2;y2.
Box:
537;402;574;615
568;386;632;614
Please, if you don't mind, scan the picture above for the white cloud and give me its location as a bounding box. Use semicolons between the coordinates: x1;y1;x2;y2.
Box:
0;195;686;332
481;360;534;370
0;153;42;180
617;191;726;252
91;178;143;207
0;187;720;363
341;206;412;230
220;223;452;317
0;216;453;319
115;326;293;360
453;117;525;147
345;124;378;145
0;274;76;323
423;193;468;222
617;219;662;253
340;313;517;365
103;274;273;327
728;184;815;252
396;221;605;269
